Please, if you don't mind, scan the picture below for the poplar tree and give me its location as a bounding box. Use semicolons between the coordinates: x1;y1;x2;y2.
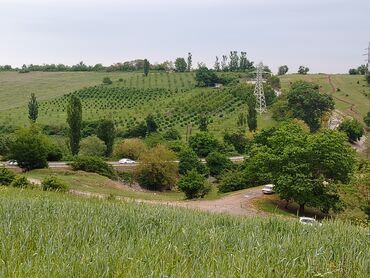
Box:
187;52;192;72
246;95;257;132
143;59;150;76
214;56;220;71
97;119;116;156
67;95;82;155
28;93;38;123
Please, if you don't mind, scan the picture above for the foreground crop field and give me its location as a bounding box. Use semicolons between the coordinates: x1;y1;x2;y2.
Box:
0;187;368;277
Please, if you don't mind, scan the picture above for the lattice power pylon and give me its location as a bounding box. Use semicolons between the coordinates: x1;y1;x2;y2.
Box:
253;62;267;114
364;42;370;71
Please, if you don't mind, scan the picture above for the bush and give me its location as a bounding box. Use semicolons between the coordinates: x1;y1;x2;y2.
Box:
178;169;210;199
0;168;16;186
114;138;146;160
339;119;364;142
10;176;31;188
136;145;178;191
46;143;63;161
206;152;233;177
102;77;112;85
124;122;147;138
79;136;107;157
163;128;182;141
70;156;116;179
219;170;247;193
195;67;219;87
223;132;250;154
0;134;12;157
178;148;209;176
188;132;220;157
42;176;68;192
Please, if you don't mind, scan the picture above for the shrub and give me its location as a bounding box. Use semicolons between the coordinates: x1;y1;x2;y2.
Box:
223;132;250;154
10;176;31;188
0;134;12;157
178;148;209;176
42;176;68;192
178;170;210;199
46;143;63;161
206;152;233;177
102;77;113;85
339;119;364;142
70;156;116;179
188;132;220;157
219;170;247;193
79;136;107;157
114;138;146;160
163;128;182;140
0;168;16;186
136;145;178;191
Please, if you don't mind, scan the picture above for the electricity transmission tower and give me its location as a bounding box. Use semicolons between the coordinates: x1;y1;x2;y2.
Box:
253;62;267;114
364;42;370;71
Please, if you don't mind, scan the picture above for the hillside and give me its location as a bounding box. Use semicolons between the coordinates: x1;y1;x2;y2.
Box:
0;187;368;277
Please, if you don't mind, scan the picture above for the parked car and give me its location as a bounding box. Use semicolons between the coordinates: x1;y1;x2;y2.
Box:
7;160;18;166
299;217;322;226
118;158;136;164
262;184;275;194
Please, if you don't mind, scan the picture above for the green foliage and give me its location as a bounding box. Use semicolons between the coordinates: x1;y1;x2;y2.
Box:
163;128;181;141
79;136;107;157
136;145;178;191
364;110;370;127
187;53;192;72
177;169;210;199
178;147;209;177
102;77;113;85
67;95;82;155
287;81;334;131
10;176;31;188
271;99;293;121
338;119;364;142
219;170;247;193
42;176;68;192
97;119;116;156
0;168;16;186
198;114;209;131
246;94;257;132
0;134;12;156
266;76;281;90
46;143;63;161
124;122;147;138
278;65;288;75
366;73;370;85
264;85;277;106
188;132;220;157
206;152;233;177
143;59;150;77
114;138;146;160
223;131;249;154
298;66;309;75
28;93;38;123
195;67;219;87
174;58;187;72
70;156;116;179
144;132;165;148
9;127;48;170
145;114;158;134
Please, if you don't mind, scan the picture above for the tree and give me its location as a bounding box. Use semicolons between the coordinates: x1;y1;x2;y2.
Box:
188;132;220;157
97;119;116;156
9;126;48;170
28;93;38;123
278;65;289;75
175;58;187;72
102;77;112;84
228;51;239;71
206;152;233;177
143;59;150;76
364;110;370;127
246;94;257;132
348;68;358;75
195;67;219;87
67;95;82;155
178;169;210;199
224;131;249;154
366;73;370;85
287;81;334;132
245;122;356;214
79;136;107;157
219;170;247;193
136;145;178;191
198;114;209;131
298;66;309;75
178;147;209;176
214;56;220;71
187;52;192;72
221;55;228;71
163;128;181;141
124;122;147;138
339;119;364;142
357;65;368;75
266;76;281;90
145;114;158;134
114;138;147;160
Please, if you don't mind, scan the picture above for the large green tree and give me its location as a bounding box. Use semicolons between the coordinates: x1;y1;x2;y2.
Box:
28;93;38;123
175;58;187;72
195;67;219;87
287;81;334;132
67;95;82;155
339;119;364;142
278;65;289;75
97;119;116;156
245;122;356;214
143;59;150;77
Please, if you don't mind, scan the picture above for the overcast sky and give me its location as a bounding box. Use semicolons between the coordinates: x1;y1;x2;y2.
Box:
0;0;369;73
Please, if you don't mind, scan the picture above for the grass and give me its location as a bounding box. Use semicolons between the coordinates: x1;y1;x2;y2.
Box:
280;74;370;120
0;187;368;277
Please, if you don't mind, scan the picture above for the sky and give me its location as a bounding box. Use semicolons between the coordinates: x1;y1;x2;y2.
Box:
0;0;369;73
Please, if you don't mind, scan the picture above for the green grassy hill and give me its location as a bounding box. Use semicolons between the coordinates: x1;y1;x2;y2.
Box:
0;187;368;277
280;74;370;119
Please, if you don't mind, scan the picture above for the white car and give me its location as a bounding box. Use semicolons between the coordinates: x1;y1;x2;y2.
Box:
299;217;322;226
7;160;18;166
262;184;275;194
118;158;136;164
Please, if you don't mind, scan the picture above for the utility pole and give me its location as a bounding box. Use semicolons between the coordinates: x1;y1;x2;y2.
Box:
253;62;267;114
364;42;370;71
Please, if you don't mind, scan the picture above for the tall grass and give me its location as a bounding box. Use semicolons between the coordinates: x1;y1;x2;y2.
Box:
0;187;368;277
